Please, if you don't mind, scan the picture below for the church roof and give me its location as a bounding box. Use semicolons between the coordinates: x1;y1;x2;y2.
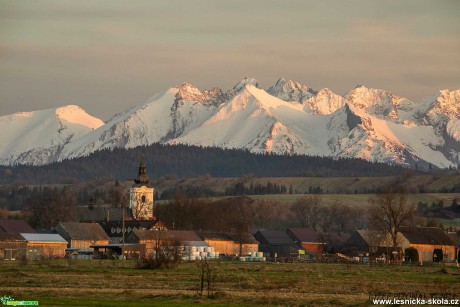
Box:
133;155;151;187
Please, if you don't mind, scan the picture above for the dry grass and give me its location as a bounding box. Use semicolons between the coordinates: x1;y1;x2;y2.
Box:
0;260;459;306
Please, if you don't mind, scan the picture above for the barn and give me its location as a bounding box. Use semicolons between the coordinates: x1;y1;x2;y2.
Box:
0;233;26;260
169;230;208;247
253;230;302;258
397;226;456;262
198;231;258;256
124;229;174;258
344;230;385;256
55;222;110;251
286;228;326;256
20;233;67;259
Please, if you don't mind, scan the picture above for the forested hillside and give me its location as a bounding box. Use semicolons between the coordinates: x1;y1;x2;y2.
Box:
0;143;410;184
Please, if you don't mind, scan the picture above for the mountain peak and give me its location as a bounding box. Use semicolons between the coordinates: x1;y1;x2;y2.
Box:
232;77;260;93
55;105;104;129
274;77;286;86
1;80;459;169
174;82;206;103
268;78;315;102
173;82;226;107
176;82;201;95
303;88;344;114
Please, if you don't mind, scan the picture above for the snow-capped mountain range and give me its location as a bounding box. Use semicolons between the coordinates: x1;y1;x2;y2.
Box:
1;78;460;168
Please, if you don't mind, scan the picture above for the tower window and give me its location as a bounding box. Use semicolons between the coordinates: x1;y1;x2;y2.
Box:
141;195;146;203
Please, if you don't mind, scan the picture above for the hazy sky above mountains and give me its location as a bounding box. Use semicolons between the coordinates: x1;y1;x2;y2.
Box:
1;0;459;120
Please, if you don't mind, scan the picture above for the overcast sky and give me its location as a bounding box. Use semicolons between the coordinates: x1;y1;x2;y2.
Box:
1;0;459;120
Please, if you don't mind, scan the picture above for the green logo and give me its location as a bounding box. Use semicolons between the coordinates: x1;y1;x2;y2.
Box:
0;296;13;306
0;295;39;306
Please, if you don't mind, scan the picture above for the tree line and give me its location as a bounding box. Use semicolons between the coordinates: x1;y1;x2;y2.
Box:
0;143;410;185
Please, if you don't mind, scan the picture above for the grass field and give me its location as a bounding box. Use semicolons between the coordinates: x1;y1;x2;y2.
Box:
154;174;460;195
0;260;459;306
249;193;460;207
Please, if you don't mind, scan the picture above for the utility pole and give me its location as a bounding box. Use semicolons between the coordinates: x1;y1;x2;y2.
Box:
122;201;125;246
122;200;125;258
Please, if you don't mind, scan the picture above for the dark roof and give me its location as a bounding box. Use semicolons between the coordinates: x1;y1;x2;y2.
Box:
287;228;325;243
198;231;258;244
354;230;384;246
0;233;26;242
98;220;160;237
169;230;202;242
400;227;454;245
56;222;110;241
447;232;460;246
0;220;35;234
255;230;297;246
130;229;174;241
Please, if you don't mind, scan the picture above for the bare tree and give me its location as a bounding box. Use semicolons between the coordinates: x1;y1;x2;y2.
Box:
252;200;276;229
109;180;125;208
368;186;415;253
196;258;214;297
290;195;321;230
138;230;181;269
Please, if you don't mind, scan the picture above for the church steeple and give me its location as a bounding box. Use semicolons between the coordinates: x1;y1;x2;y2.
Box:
130;154;155;220
134;154;151;185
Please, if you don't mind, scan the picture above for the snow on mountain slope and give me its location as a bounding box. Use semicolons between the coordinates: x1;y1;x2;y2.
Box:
303;88;345;115
417;90;460;131
0;105;103;165
62;83;218;159
338;105;453;168
1;79;460;168
267;78;315;102
345;85;415;122
170;84;342;156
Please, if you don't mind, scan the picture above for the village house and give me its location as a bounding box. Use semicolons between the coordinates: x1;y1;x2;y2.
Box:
169;230;208;247
446;230;460;262
98;220;162;244
0;219;35;234
90;243;146;259
80;158;162;244
20;233;67;259
55;222;110;251
286;228;326;256
394;226;456;262
253;230;303;258
124;229;174;257
198;231;258;256
344;230;385;256
0;233;27;260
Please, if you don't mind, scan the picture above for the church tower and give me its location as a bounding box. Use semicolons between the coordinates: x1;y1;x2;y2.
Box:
129;155;155;220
